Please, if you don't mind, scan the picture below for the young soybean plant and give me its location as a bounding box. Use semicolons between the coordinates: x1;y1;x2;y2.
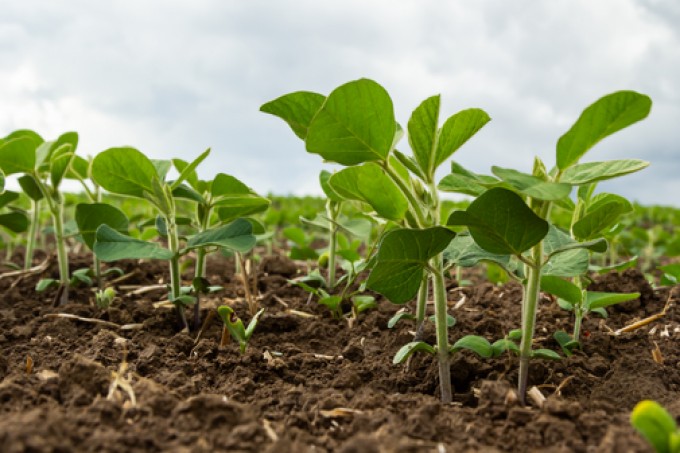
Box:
0;130;79;304
445;91;651;403
262;78;492;403
631;400;680;453
90;147;257;332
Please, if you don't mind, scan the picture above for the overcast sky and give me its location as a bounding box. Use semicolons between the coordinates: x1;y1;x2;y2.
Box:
1;0;679;205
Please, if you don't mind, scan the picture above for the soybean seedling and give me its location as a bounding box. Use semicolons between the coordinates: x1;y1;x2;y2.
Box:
262;78;491;403
90;147;257;331
217;305;264;354
631;400;680;453
0;130;79;304
446;90;651;403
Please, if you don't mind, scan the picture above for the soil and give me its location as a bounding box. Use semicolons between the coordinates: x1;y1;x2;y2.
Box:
1;250;678;452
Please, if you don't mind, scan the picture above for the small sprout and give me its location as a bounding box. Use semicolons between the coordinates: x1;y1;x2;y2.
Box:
630;400;680;453
36;278;59;292
351;295;376;315
217;305;264;354
387;310;416;329
95;287;117;309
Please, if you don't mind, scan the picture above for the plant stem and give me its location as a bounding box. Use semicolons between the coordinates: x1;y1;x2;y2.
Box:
166;216;188;331
572;309;583;341
326;200;339;288
431;256;452;403
517;241;543;404
237;252;257;316
414;272;429;340
51;202;70;286
24;198;40;270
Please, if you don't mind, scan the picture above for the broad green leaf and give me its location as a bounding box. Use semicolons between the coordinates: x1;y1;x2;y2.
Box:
36;278;58;292
0;190;18;209
352;295;377;314
172;184;205;204
407;95;440;179
17;175;44;201
50;146;74;189
185;218;255;253
75;203;129;250
450;335;494;358
260;91;326;140
211;173;270;222
438;172;486;196
52;132;78;154
0;137;36;174
542;226;589;277
92;147;158;198
283;226;308;246
319;170;343;202
393;341;436;364
4;129;43;147
0;211;29;233
557;91;651;169
540;275;582;305
367;227;455;303
387;311;416;328
586;291;639;310
435;108;490;170
553;331;580;355
560;159;649;185
444;234;511;269
491;166;571;201
532;349;561;360
94;224;173;261
573;194;632;240
171;148;210;190
447;187;548;255
631;400;678;453
319;295;342;313
328;163;408;221
306;79;396;165
590;256;638;274
491;339;519;357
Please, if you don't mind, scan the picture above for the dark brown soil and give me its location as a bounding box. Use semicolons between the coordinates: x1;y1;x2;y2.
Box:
1;252;678;452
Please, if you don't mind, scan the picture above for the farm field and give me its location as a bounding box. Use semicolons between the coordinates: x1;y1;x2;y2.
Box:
1;79;680;452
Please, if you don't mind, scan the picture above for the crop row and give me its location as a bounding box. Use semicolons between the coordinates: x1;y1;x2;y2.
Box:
0;79;677;451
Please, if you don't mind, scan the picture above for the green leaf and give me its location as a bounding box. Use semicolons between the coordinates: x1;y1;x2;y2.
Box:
319;295;342;313
0;170;4;192
151;159;172;181
306;79;396;165
172;158;201;191
172;184;205;204
532;349;561;360
171;148;210;190
387;311;416;328
444;234;511;269
543;226;590;277
75;203;129;250
367;227;455;304
92;147;158;198
212;173;270;222
185;218;256;253
393;341;436;364
328;163;408;221
352;295;377;314
4;129;43;147
407;95;440;179
450;335;494;358
429;314;456;328
447;187;548;255
553;331;580;355
560;159;649;185
540;275;582;305
491;166;571;201
631;400;678;453
557;91;651;170
586;291;639;310
393;149;427;182
0;137;37;174
572;194;632;240
319;170;343;202
36;278;59;292
17;175;44;201
66;155;90;181
491;339;519;357
94;224;173;261
438;172;487;196
435;108;490;170
0;190;18;209
49;146;74;189
260;91;326;140
0;211;29;233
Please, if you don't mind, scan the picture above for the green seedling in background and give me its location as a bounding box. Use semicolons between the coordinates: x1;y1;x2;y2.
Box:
446;90;651;404
0;130;79;304
263;78;490;403
90;147;257;332
631;400;680;453
0;189;29;261
217;305;264;354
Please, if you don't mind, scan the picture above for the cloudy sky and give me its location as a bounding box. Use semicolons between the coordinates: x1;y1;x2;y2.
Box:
1;0;679;205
